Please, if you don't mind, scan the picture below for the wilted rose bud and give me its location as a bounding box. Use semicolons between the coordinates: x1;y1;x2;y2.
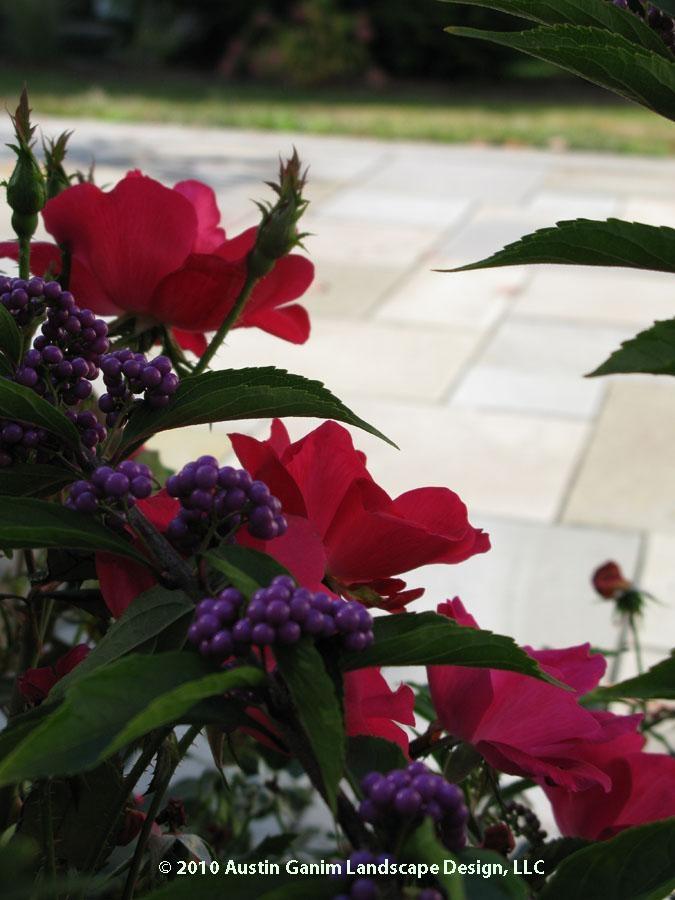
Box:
155;797;187;833
116;806;146;846
6;89;46;241
247;148;309;279
592;561;631;599
481;822;515;857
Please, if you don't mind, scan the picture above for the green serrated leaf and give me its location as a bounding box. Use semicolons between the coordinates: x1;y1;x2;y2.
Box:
438;0;672;57
593;652;675;701
0;653;265;784
118;367;395;454
589;319;675;376
51;586;195;699
0;463;74;497
443;218;675;275
346;735;407;784
275;639;345;812
0;304;22;366
0;496;150;562
19;762;123;869
445;24;675;121
402;819;465;900
341;612;564;686
0;378;80;446
540;818;675;900
205;545;290;597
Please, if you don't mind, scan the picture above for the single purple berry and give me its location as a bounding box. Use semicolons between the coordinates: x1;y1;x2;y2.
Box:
105;472;130;497
277;620;301;644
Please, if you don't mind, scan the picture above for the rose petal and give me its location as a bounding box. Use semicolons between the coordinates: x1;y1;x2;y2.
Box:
43;175;198;315
174;180;226;252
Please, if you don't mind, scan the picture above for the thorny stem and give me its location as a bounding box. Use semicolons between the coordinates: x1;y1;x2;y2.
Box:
84;728;172;875
485;766;508;820
609;614;630;684
41;779;56;878
629;613;644;675
58;244;71;290
336;791;372;850
18;236;30;280
127;505;200;599
121;726;201;900
193;271;258;376
8;556;40;718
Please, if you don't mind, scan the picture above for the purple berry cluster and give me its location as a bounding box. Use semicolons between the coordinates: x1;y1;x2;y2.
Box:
612;0;675;51
166;458;287;551
65;409;107;450
331;851;395;900
0;280;113;465
359;762;468;854
98;350;178;427
0;275;63;327
67;460;153;513
15;292;109;407
188;576;374;661
0;420;47;467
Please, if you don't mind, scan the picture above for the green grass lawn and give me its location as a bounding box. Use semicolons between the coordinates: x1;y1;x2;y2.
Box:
1;65;673;156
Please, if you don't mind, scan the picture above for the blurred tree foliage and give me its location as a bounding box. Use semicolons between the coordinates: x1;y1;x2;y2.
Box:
0;0;517;84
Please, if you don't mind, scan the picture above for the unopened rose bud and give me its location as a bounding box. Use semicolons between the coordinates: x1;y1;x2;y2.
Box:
481;822;515;857
247;149;309;279
592;561;645;615
6;89;46;241
592;561;631;599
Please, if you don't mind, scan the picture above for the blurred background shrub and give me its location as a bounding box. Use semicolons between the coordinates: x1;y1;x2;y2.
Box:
0;0;517;85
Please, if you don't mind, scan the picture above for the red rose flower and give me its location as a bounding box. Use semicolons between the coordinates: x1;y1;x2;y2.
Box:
0;171;314;353
543;725;675;839
230;420;490;609
18;643;90;704
343;668;416;754
427;599;640;791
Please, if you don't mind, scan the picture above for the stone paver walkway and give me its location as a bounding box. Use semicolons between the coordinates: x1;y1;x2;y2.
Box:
2;118;674;668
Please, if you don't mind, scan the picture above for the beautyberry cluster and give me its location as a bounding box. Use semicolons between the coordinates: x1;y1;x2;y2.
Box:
166;458;287;551
0;420;47;467
331;850;395;900
0;275;61;327
65;410;107;449
612;0;675;51
359;762;468;854
98;350;179;427
1;281;112;465
188;576;374;661
66;460;153;513
15;292;109;406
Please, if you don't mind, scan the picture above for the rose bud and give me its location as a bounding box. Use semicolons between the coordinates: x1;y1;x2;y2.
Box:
481;822;515;857
592;561;632;599
116;806;146;846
